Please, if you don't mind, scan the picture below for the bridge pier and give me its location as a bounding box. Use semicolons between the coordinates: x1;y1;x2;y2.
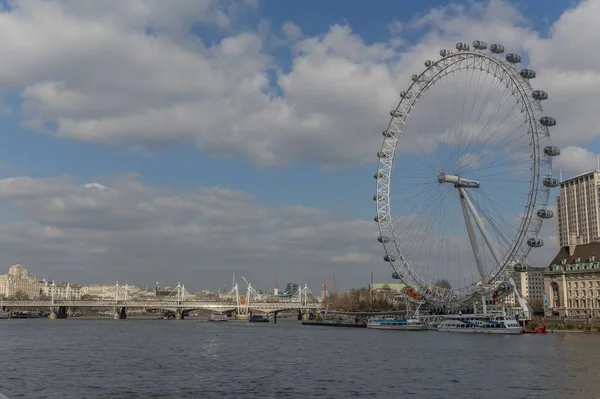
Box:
175;309;184;320
273;312;277;324
113;307;127;320
49;306;68;319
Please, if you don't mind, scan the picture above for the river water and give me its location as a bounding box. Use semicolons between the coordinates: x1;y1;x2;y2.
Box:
0;319;598;398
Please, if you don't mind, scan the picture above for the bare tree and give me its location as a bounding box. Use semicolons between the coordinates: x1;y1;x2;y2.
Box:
10;290;30;300
324;288;405;312
434;279;452;290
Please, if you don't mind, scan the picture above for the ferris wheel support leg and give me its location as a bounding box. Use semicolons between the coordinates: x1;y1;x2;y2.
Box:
458;187;502;266
482;295;487;316
459;190;487;280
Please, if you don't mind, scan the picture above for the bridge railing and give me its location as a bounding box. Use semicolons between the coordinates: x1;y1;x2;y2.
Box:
0;299;324;309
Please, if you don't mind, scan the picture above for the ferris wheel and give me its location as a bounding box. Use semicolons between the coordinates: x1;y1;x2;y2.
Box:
374;40;560;309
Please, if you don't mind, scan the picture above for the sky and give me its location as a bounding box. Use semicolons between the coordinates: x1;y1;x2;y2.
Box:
0;0;595;293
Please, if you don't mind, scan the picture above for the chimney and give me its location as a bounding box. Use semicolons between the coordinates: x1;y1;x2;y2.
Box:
568;233;577;257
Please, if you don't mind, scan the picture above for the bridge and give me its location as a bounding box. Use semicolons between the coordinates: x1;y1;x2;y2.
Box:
0;281;323;320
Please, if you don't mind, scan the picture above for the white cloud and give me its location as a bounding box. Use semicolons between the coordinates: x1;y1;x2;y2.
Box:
0;174;381;290
0;0;594;290
1;0;572;168
282;21;302;40
330;252;377;263
553;146;598;179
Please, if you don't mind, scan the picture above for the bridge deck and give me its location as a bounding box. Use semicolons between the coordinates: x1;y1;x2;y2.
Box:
0;300;323;311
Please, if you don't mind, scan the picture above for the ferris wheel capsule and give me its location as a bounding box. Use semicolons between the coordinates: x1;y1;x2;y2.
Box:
527;238;543;248
472;40;487;50
540;116;556;126
532;90;548;100
543;176;559;187
537;209;554;219
543;146;560;156
489;44;504;53
520;69;536;79
513;263;527;272
506;53;521;63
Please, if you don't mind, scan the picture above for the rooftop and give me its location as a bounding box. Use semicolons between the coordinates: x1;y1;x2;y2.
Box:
549;241;600;267
560;169;599;184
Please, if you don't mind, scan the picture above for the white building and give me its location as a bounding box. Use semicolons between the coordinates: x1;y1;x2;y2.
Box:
557;170;600;247
0;264;41;299
504;267;546;308
81;283;139;300
40;280;82;300
544;241;600;317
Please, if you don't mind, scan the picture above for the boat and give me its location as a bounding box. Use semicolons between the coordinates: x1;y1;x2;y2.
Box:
523;325;547;334
209;314;228;322
249;314;269;323
367;317;423;331
436;314;523;334
0;310;9;319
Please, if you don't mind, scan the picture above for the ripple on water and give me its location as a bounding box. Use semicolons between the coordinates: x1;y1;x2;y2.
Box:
0;320;599;398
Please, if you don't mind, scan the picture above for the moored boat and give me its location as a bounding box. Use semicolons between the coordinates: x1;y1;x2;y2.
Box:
437;314;523;334
0;310;9;319
367;317;423;331
209;314;228;322
249;314;269;323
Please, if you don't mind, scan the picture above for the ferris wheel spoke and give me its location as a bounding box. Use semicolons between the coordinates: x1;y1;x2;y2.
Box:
448;76;507;165
451;79;507;164
451;87;518;172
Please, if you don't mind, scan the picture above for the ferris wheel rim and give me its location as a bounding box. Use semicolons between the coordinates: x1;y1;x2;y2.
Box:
374;44;554;306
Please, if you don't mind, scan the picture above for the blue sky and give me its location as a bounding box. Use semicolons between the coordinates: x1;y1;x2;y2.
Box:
0;0;577;215
0;0;593;291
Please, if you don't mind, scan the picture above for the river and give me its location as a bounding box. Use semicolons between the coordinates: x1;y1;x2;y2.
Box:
0;319;598;398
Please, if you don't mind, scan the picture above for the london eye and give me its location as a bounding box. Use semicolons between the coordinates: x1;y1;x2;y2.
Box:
374;40;560;310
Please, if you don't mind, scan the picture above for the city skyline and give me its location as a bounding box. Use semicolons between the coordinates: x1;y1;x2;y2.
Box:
0;0;598;290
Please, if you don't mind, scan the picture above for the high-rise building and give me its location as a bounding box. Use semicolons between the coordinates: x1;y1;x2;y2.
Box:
285;283;299;296
557;170;600;247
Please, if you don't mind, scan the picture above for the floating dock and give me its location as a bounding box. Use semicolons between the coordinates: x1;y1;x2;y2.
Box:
302;321;366;328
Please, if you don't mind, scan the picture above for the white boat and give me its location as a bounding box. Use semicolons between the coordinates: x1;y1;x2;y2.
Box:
209;314;228;322
0;310;9;319
367;317;423;331
437;314;523;334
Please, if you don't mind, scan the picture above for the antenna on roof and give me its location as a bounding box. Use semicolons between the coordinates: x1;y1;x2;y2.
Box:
597;155;599;172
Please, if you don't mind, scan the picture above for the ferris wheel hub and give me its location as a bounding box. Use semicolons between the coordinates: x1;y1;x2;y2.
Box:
437;173;480;188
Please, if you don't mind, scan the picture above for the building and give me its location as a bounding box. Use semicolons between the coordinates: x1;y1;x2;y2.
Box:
40;280;83;300
544;241;600;317
504;267;545;307
81;283;139;300
557;170;600;247
0;264;41;299
370;283;406;292
285;283;299;296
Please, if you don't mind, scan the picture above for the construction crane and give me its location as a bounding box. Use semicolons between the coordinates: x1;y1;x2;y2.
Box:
322;274;338;298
